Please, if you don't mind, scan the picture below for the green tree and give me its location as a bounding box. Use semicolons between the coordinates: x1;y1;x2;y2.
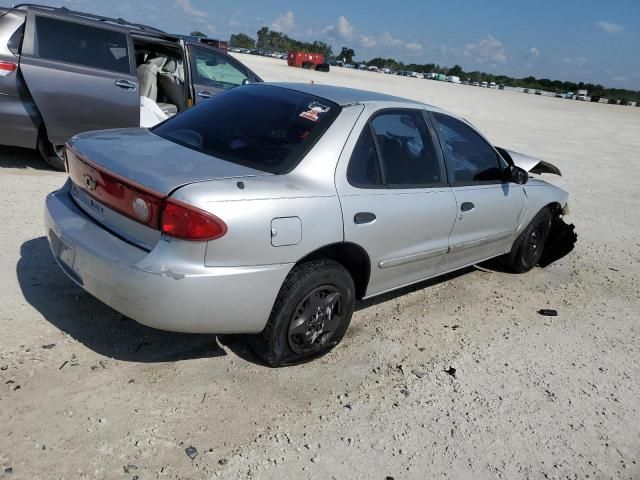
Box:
190;31;206;37
448;64;464;77
339;47;355;64
229;33;256;49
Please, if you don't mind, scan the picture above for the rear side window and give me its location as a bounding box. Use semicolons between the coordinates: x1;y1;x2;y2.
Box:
7;23;25;55
433;113;503;184
34;16;130;74
153;85;341;174
371;111;441;186
347;127;381;187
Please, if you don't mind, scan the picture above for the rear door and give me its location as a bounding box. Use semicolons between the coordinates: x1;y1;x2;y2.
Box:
337;108;457;296
186;43;257;104
19;11;139;146
431;112;526;273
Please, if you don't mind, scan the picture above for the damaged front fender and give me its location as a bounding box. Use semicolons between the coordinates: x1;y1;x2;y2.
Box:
496;147;562;176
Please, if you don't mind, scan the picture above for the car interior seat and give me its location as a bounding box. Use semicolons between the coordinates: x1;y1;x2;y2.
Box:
136;55;178;115
158;58;186;111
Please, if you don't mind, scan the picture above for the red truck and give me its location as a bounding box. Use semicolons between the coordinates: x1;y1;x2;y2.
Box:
287;51;325;69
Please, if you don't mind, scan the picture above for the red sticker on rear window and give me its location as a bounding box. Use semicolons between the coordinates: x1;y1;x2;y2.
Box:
299;102;330;121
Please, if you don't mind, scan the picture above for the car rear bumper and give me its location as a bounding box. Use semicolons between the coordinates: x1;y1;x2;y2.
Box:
44;181;292;334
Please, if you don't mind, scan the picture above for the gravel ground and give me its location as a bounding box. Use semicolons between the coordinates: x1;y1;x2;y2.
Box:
1;54;639;480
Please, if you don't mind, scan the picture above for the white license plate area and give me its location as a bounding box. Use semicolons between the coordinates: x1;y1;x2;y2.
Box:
58;240;76;270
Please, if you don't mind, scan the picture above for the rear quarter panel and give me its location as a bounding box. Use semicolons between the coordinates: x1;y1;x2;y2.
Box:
168;105;365;268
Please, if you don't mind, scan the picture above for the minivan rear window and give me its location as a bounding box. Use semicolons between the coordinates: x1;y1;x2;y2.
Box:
34;16;130;73
152;85;341;174
7;23;24;55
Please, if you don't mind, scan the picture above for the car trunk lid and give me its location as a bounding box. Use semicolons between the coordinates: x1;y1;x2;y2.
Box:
66;128;269;250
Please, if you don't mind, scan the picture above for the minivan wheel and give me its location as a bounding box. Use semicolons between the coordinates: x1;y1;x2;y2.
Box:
37;130;65;171
508;208;553;273
250;259;355;367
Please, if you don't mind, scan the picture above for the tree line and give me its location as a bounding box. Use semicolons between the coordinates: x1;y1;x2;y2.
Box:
228;30;640;102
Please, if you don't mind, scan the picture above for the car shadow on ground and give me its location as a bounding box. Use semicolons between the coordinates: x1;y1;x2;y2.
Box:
17;237;229;363
0;146;50;170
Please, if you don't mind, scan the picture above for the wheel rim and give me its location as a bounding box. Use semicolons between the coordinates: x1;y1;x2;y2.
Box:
523;221;546;265
288;286;343;355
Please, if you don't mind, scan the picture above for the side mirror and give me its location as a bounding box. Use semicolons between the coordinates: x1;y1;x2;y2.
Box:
508;165;529;185
241;78;250;85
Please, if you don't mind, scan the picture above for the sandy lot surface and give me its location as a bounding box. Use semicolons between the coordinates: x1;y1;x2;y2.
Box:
1;54;639;480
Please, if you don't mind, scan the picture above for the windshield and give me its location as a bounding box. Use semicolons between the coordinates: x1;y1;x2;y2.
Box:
153;85;340;174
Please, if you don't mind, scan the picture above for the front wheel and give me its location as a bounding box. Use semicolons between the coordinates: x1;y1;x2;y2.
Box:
507;208;553;273
250;259;355;367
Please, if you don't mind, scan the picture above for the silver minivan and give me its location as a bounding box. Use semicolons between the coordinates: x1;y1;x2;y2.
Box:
0;4;261;170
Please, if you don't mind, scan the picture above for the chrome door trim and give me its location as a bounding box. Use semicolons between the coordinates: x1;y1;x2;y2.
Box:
379;247;449;269
449;231;512;254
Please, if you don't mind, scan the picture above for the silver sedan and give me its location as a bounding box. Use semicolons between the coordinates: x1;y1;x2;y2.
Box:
45;83;573;366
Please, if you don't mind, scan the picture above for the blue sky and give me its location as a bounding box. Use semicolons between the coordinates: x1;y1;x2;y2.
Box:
3;0;639;89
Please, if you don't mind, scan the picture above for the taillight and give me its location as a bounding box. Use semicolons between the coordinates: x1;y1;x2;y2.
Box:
161;200;227;241
0;61;18;77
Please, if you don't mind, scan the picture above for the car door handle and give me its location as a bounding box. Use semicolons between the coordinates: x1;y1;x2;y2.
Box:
460;202;475;212
114;79;137;91
354;212;376;224
198;91;212;99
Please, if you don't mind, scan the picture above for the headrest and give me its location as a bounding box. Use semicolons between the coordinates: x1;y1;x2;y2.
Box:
163;58;177;73
146;56;166;68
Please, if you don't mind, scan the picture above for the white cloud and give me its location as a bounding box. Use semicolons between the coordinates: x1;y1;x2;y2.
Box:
176;0;208;19
611;75;628;82
597;21;624;34
527;47;540;58
562;56;587;66
360;35;376;48
359;32;421;52
271;11;294;33
324;16;354;40
463;34;506;64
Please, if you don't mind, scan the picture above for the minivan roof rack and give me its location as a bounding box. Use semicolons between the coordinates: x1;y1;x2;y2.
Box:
11;4;166;34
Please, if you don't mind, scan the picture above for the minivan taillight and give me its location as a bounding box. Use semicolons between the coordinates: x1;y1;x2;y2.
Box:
161;200;227;241
0;61;17;77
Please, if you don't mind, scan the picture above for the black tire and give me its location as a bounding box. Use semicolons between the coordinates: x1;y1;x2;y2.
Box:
37;129;65;171
250;259;355;367
507;208;553;273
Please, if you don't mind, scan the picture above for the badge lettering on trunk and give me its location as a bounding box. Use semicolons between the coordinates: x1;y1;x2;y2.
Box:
83;174;97;191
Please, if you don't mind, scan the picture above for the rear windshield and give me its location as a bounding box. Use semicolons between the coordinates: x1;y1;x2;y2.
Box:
152;84;341;174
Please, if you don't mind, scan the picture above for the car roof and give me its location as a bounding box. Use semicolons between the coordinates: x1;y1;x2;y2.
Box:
12;3;167;35
269;82;432;108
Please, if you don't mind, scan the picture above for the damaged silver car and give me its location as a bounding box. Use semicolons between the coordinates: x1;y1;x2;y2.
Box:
45;83;575;366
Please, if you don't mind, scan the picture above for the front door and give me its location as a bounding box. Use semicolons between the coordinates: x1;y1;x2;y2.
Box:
431;112;526;272
187;44;253;104
337;108;457;296
19;12;139;146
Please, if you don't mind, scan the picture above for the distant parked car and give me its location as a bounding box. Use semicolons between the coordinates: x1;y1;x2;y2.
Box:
498;84;505;90
45;83;572;366
0;4;261;170
315;63;330;73
473;81;480;87
534;90;542;95
489;82;496;89
481;81;488;88
564;92;574;99
523;88;530;94
576;93;587;101
554;92;563;98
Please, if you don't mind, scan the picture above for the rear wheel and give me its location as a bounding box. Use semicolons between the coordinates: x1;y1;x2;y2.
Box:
250;259;355;367
37;128;65;171
507;208;553;273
